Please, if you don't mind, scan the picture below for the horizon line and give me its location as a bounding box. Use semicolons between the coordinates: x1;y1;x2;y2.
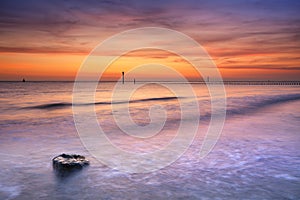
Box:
1;80;300;83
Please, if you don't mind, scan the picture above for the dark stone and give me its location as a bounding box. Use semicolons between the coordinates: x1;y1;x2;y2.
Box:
52;154;89;171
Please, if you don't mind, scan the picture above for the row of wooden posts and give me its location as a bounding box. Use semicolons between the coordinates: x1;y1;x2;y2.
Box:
121;72;299;85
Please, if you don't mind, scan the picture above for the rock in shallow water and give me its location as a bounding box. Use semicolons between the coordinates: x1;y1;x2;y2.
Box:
52;154;89;171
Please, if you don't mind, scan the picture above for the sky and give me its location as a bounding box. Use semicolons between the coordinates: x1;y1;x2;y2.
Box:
0;0;299;81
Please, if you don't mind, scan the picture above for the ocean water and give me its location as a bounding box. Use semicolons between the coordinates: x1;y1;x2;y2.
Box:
0;82;299;199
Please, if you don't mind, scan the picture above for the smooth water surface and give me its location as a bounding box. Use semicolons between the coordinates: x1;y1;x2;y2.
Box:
0;82;299;199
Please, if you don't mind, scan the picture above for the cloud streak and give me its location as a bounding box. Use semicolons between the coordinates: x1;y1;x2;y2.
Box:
0;0;299;80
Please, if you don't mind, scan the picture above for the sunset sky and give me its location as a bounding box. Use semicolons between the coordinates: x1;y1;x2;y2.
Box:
0;0;299;81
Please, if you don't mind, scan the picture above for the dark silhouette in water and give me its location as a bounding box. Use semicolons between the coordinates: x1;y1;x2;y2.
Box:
122;71;124;84
52;154;89;178
22;78;26;82
27;96;180;109
134;78;136;84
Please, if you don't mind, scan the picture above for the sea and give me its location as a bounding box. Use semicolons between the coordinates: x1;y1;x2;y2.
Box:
0;81;299;200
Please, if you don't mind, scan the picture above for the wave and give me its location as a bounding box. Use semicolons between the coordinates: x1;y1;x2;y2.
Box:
226;93;300;116
24;93;300;114
29;102;71;109
196;93;300;120
26;96;180;110
198;93;300;121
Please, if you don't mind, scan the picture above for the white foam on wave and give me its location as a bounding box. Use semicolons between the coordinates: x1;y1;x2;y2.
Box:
274;174;298;181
